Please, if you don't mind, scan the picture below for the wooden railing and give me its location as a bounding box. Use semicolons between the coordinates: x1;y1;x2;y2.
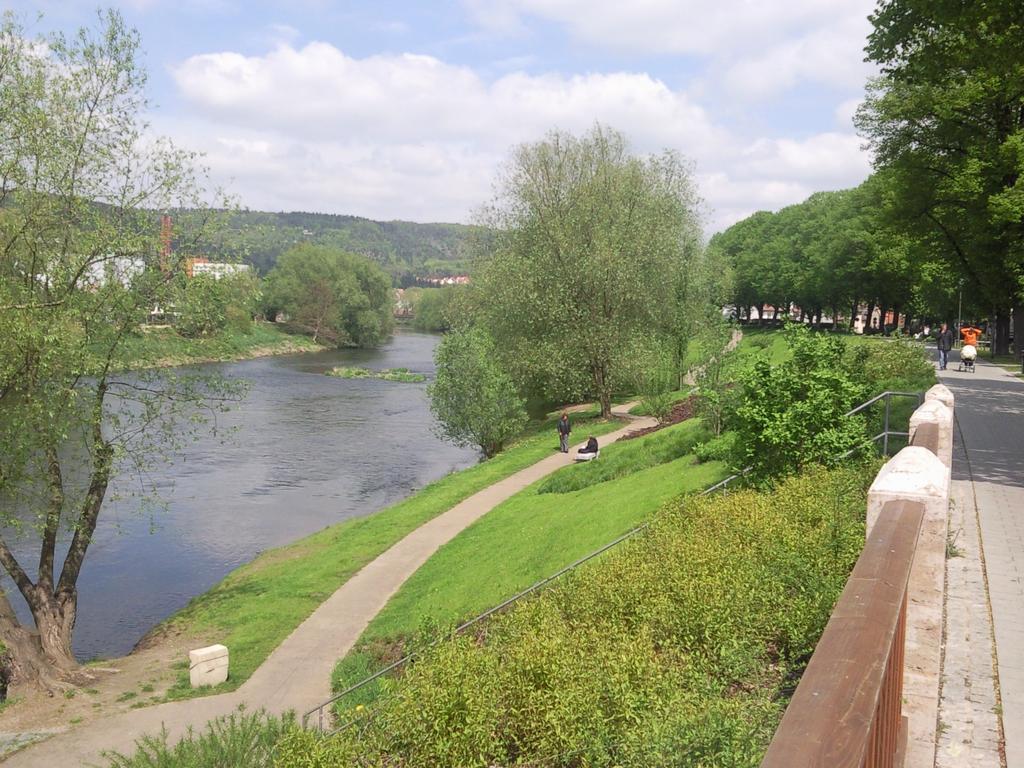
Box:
760;499;925;768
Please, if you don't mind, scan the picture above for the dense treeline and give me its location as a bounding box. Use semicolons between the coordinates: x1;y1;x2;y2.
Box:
175;209;476;280
712;176;945;332
720;0;1024;354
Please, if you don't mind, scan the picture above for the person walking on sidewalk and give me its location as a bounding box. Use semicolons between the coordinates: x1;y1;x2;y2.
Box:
557;411;571;453
937;322;954;370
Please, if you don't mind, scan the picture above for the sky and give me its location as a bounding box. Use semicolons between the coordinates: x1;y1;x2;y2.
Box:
12;0;879;233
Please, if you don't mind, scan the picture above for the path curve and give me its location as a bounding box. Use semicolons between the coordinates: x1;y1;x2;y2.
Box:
4;404;655;766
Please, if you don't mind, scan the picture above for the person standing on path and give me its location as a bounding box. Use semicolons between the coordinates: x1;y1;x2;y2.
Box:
557;411;571;453
937;322;954;370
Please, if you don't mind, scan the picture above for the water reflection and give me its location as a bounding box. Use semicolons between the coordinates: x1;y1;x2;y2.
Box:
5;331;477;659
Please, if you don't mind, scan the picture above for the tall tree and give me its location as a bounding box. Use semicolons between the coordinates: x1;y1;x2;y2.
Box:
428;327;528;458
263;244;394;347
0;11;231;686
474;126;702;416
858;0;1024;353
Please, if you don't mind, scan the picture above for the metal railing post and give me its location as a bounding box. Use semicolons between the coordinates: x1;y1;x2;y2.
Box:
883;393;891;456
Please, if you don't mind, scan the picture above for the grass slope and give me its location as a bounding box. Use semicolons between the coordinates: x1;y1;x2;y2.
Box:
332;419;727;694
154;409;621;699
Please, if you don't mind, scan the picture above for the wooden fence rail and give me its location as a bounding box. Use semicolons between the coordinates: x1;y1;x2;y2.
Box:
760;499;925;768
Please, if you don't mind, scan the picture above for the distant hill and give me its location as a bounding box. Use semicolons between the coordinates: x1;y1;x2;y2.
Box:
184;210;479;281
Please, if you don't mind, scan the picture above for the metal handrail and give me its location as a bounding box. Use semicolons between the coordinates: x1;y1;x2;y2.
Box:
302;389;923;732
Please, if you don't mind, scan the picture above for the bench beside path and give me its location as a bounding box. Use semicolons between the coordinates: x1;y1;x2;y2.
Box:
3;404;655;767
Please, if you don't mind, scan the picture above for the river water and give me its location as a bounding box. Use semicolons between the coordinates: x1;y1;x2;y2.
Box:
7;331;478;660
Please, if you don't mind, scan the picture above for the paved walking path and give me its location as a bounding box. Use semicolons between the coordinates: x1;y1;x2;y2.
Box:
2;404;655;767
938;351;1024;767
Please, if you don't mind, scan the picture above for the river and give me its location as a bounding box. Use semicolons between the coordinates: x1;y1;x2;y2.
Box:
7;330;479;660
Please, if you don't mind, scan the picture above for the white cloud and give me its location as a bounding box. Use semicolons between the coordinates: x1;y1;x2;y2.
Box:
465;0;877;99
167;40;872;231
834;97;863;128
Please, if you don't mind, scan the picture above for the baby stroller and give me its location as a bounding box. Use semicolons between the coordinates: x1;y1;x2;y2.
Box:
958;344;977;373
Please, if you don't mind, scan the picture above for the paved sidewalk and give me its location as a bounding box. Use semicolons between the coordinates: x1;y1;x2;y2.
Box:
940;352;1024;767
3;405;655;766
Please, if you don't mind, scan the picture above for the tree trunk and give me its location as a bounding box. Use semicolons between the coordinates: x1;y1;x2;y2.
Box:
0;590;69;693
850;301;858;330
1013;301;1023;361
28;587;78;672
757;304;765;325
593;363;612;418
994;309;1011;356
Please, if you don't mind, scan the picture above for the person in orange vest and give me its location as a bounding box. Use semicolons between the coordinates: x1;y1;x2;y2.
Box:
960;324;982;347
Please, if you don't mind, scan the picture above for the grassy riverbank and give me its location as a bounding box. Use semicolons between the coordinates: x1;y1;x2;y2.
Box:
116;322;324;369
331;418;728;698
150;408;621;700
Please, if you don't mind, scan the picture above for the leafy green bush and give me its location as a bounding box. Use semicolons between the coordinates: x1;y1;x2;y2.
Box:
729;325;869;481
537;419;709;494
641;389;676;424
693;431;738;464
103;708;292;768
846;337;935;392
224;304;252;334
276;466;870;767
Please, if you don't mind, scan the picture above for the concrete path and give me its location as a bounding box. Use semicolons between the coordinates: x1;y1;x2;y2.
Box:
3;404;655;767
939;351;1024;767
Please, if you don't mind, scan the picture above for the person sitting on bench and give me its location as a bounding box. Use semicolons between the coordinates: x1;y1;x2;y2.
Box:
578;436;599;456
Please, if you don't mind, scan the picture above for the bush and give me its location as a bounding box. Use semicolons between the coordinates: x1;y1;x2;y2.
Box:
846;337;935;392
176;274;228;338
693;431;738;464
277;466;870;767
729;325;869;481
640;389;676;424
103;708;292;768
225;304;253;334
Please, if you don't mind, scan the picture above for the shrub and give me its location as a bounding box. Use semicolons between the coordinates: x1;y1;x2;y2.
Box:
845;337;935;392
225;304;253;334
693;431;738;464
729;325;869;481
641;389;676;424
278;466;870;767
103;708;293;768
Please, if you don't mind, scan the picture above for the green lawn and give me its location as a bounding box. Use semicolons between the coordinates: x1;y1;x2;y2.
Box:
117;322;323;369
733;325;792;365
331;419;728;697
155;408;622;700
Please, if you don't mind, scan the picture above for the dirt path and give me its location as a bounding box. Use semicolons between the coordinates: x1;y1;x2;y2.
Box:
2;404;654;766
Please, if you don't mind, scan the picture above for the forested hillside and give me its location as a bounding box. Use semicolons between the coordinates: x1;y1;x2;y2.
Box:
178;210;477;280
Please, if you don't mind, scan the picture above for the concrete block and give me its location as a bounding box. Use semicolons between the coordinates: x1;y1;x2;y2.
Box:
925;383;954;410
189;644;228;688
867;446;949;534
908;399;954;476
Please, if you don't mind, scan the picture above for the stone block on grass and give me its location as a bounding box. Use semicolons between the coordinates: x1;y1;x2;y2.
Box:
189;644;228;688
